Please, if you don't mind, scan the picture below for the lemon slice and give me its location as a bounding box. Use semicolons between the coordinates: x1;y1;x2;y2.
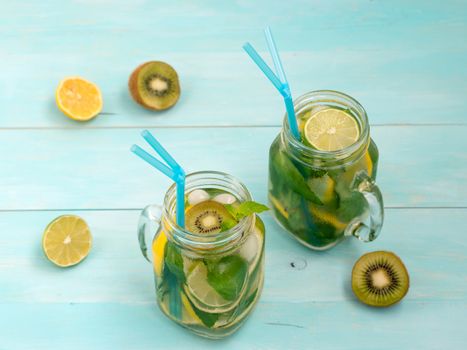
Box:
269;195;289;219
184;261;241;313
56;77;103;121
338;151;374;187
42;215;92;267
152;232;168;277
304;108;359;151
309;206;347;231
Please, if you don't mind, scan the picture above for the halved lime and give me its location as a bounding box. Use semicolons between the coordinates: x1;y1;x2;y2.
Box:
304;108;359;151
42;215;92;267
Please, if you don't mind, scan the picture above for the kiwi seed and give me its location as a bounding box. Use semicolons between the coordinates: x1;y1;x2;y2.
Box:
351;251;409;307
128;61;180;111
186;201;232;234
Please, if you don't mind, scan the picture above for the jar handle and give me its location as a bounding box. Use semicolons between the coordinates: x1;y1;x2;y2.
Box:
345;172;384;242
137;204;163;263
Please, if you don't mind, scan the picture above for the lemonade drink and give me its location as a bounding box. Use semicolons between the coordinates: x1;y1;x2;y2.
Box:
268;91;383;250
143;173;266;339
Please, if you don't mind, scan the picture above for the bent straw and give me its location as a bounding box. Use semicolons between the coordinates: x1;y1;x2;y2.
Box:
243;43;283;93
130;145;175;179
264;26;287;85
131;133;184;319
141;129;181;171
243;31;300;139
131;133;185;228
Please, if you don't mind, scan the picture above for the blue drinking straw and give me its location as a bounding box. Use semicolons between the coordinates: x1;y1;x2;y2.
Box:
264;27;287;85
243;28;300;140
131;130;186;228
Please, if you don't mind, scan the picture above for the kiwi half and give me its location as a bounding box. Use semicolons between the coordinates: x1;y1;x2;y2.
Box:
352;251;409;307
129;61;180;110
186;201;232;234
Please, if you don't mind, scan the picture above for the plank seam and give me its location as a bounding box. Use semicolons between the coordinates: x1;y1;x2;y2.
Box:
0;206;466;212
0;123;465;130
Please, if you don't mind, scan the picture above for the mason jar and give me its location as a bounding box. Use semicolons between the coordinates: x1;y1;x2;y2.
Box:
138;171;265;338
268;90;384;250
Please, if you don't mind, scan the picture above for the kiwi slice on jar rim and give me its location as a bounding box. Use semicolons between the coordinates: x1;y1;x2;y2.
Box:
129;61;180;110
352;251;409;307
185;201;233;235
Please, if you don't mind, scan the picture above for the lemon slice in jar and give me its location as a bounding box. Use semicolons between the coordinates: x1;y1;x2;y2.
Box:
304;108;360;151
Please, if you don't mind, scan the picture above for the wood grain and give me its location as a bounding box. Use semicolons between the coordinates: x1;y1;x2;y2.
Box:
0;0;466;349
0;125;466;210
0;209;465;348
0;1;466;127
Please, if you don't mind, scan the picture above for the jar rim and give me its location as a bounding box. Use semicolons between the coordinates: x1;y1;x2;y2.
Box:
283;90;370;161
162;170;253;250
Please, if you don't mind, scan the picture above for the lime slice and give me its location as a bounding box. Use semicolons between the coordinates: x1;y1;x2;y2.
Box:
185;261;243;313
307;174;336;205
304;108;359;151
42;215;92;267
239;218;264;273
159;291;202;325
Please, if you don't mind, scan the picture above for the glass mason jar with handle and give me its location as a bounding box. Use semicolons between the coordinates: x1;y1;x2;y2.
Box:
138;171;265;339
268;90;383;250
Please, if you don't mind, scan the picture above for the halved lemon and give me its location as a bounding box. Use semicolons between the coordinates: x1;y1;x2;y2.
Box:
56;77;103;121
304;108;359;151
42;215;92;267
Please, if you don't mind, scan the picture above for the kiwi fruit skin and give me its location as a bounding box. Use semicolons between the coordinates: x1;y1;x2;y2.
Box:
128;61;180;111
351;251;409;308
185;200;232;235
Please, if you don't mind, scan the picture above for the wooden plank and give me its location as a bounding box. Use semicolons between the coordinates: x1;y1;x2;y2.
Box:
0;1;466;127
1;302;465;350
1;209;465;303
0;126;465;210
0;209;465;348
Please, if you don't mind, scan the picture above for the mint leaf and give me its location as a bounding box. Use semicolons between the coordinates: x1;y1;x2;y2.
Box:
272;151;323;205
185;294;219;327
164;242;185;283
220;217;237;231
206;256;248;301
309;168;327;178
226;201;269;221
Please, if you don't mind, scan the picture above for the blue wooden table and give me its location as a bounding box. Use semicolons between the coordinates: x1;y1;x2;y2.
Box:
1;1;466;349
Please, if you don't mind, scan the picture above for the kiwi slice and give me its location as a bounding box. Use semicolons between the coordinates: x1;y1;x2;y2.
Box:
186;201;232;234
128;61;180;110
352;251;409;307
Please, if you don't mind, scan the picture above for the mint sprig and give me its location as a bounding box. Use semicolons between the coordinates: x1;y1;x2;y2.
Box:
221;201;269;231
